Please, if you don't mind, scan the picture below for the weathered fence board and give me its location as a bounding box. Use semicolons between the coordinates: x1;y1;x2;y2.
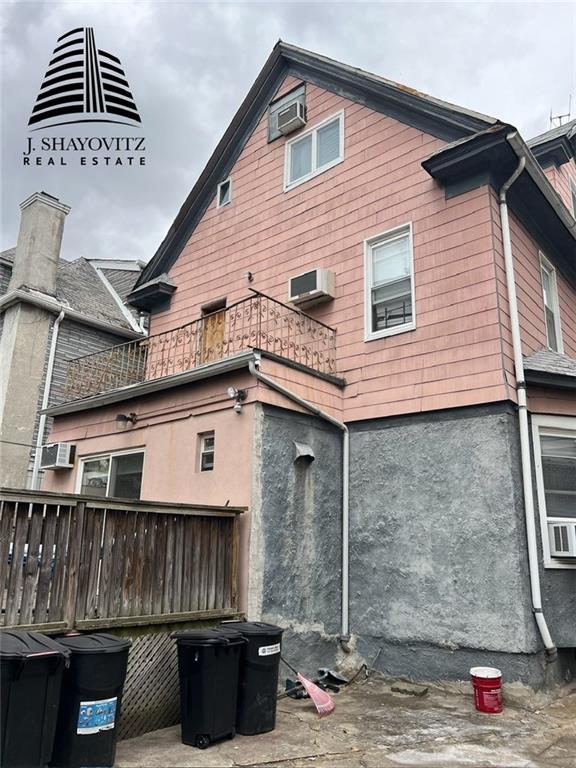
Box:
0;488;243;631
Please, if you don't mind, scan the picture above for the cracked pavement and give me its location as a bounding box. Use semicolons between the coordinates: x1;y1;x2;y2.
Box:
115;673;576;768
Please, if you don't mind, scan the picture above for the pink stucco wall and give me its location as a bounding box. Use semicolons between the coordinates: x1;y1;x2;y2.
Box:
43;372;257;609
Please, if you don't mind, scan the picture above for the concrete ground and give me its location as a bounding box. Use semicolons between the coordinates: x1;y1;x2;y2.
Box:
116;674;576;768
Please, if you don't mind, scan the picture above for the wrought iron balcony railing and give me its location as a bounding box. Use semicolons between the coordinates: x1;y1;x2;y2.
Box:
65;293;337;401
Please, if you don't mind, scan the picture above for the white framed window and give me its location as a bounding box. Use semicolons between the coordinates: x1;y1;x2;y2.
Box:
217;178;232;208
77;449;144;500
284;110;344;191
532;415;576;569
570;177;576;218
364;223;415;341
539;253;563;353
199;431;215;472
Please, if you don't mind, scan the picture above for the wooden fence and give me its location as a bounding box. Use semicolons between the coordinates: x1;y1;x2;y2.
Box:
0;488;243;632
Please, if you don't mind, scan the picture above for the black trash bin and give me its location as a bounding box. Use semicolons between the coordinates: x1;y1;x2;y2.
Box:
50;633;131;768
174;628;245;749
220;621;284;735
0;630;70;768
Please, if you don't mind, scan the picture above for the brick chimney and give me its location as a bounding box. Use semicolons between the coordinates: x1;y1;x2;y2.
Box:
9;191;71;296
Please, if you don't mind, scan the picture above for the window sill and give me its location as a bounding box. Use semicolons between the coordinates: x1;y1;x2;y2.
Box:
543;558;576;570
365;321;416;342
284;156;344;192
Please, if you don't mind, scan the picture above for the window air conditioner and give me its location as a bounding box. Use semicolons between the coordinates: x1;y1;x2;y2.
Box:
277;101;307;135
288;268;336;308
40;443;76;470
548;522;576;558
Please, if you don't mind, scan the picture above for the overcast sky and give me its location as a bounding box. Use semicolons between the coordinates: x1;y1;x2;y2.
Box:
1;1;574;264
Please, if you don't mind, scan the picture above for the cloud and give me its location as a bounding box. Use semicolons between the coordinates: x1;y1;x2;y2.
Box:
1;1;574;263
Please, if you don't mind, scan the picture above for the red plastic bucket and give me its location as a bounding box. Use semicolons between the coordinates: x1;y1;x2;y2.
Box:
470;666;503;713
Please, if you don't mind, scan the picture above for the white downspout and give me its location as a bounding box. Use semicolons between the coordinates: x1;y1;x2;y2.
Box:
248;357;351;648
499;140;557;658
31;309;65;490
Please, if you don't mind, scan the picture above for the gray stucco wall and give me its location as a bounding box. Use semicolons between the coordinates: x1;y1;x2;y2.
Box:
253;404;343;671
348;403;564;686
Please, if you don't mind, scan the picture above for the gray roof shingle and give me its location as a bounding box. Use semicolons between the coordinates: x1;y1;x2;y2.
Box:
1;250;141;331
524;348;576;379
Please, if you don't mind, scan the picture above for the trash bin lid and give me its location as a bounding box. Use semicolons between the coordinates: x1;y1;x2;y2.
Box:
0;630;70;660
174;628;245;646
55;633;131;654
220;621;284;637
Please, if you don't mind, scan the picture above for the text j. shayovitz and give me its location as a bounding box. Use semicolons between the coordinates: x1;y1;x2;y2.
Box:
23;136;146;166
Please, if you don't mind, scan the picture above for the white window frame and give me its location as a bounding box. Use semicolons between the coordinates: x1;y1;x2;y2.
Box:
539;253;563;353
532;414;576;570
217;178;232;208
198;431;215;472
75;448;145;498
283;110;344;192
569;176;576;218
364;222;416;341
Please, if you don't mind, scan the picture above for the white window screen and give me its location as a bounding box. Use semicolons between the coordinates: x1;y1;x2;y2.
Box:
369;230;413;333
290;134;312;183
316;120;340;167
540;434;576;518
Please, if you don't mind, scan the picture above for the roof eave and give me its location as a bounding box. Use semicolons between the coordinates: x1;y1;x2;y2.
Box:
422;127;576;287
136;42;497;289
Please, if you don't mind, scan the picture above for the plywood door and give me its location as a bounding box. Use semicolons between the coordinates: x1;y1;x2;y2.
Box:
201;310;226;363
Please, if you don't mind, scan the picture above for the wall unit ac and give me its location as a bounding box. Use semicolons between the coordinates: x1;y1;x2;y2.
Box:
277;101;307;135
40;443;75;470
288;268;336;308
548;522;576;558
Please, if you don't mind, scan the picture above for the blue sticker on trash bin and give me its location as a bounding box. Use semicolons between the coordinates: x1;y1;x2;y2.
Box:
77;697;117;734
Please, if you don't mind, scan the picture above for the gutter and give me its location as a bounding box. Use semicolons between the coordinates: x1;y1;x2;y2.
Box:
31;310;65;489
498;136;557;659
0;289;143;340
247;355;351;650
43;350;257;417
504;131;576;238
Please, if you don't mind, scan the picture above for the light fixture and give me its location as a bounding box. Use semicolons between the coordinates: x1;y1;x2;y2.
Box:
227;387;247;401
115;412;137;430
227;386;247;414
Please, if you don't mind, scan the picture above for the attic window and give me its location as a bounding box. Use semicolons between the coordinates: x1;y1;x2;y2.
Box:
217;178;232;208
268;84;306;142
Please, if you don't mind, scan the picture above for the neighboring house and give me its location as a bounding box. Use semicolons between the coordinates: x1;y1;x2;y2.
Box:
42;44;576;687
0;191;146;489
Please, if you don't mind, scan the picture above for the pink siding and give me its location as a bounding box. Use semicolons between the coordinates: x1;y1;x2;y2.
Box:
543;161;576;215
150;76;509;421
528;386;576;417
489;187;576;399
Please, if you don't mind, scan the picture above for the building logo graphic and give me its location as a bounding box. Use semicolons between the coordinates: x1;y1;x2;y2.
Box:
29;27;141;130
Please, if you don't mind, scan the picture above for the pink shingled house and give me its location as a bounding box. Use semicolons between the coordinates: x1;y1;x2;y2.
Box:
43;44;576;687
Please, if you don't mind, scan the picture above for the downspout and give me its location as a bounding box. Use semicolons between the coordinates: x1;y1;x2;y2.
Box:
248;356;351;650
31;309;65;490
499;138;557;658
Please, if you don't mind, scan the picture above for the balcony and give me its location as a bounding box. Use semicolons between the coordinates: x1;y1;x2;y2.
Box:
65;293;337;402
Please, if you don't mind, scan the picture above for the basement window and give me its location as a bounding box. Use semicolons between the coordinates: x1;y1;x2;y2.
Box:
284;111;344;190
78;450;144;500
199;432;215;472
365;223;415;340
217;178;232;208
532;416;576;569
539;254;563;353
